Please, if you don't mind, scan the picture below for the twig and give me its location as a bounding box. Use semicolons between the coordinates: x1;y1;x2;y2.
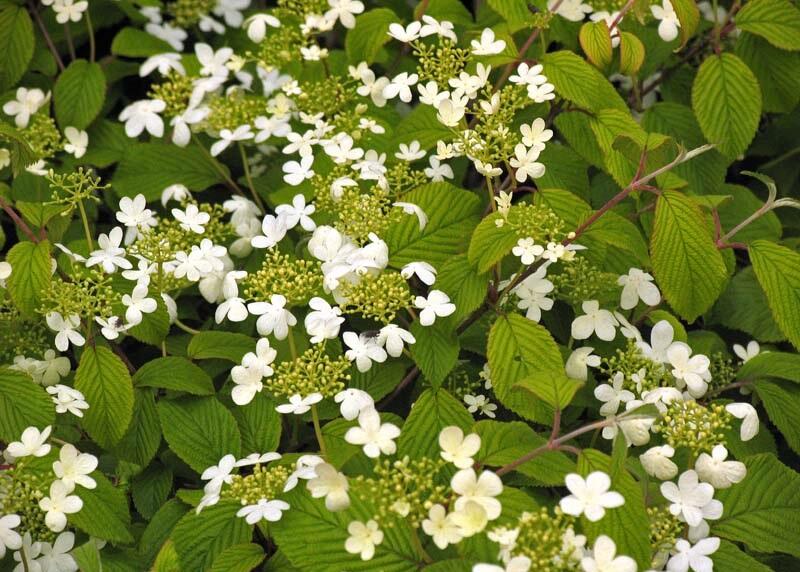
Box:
28;1;65;72
0;196;41;243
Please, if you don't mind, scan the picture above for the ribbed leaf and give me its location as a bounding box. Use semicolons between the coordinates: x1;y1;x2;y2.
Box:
409;320;459;389
436;254;489;322
736;33;800;113
111;27;174;57
187;331;256;362
6;239;51;318
171;500;252;571
71;472;133;544
540;51;627;113
134;356;215;395
755;380;800;454
579;21;613;69
397;388;472;459
467;213;518;273
345;8;396;64
618;32;645;75
739;351;800;383
712;540;772;572
0;368;55;442
114;388;162;467
53;60;107;129
735;0;800;51
711;267;784;342
749;239;800;350
210;543;266;572
132;462;173;520
229;391;282;454
0;4;34;90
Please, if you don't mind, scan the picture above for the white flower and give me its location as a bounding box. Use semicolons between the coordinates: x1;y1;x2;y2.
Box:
667;537;719;572
345;519;383;560
86;227;132;273
660;470;722;528
651;0;681;42
355;69;390;106
53;0;88;23
581;535;636;572
617;268;661;310
63;127;88;158
594;372;635;416
195;43;233;77
527;81;556;103
425;156;454;181
276;194;316;231
283;155;315;186
667;343;711;397
512;266;554;323
248;294;296;340
637;320;675;363
46;313;85;352
121;284;157;326
245;13;280;42
344;407;401;458
307;462;350;510
119;99;166;138
215;295;249;324
343;332;387;372
641;445;679;480
3;87;49;128
0;260;11;286
565;347;601;381
52;444;97;491
395;141;426;161
383;72;418;103
388;21;422;42
435;97;466;127
334;388;374;421
512;238;544;265
452;468;503;520
695;445;746;489
471;28;506;55
510;143;545;182
550;0;592;21
571;300;619;341
725;402;759;441
210;124;254;156
520;118;553;151
393;202;428;230
732;340;760;363
304;297;345;343
145;22;187;51
230;364;263;406
0;514;22;559
47;385;89;418
509;62;548;86
94;316;131;341
39;480;83;532
439;426;481;469
172;203;210;234
161;183;190;207
6;426;51;459
116;194;156;244
38;350;71;386
414;290;456;326
559;472;624;522
201;454;237;494
251;214;288;250
37;531;78;572
236;499;290;523
140;53;185;77
464;394;498;418
450;500;489;537
400;261;436;285
276;393;323;415
377;324;416;357
420;15;456;40
422;504;463;549
325;0;364;28
473;556;532;572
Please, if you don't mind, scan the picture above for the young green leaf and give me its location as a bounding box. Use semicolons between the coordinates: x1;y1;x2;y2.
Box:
748;239;800;349
54;60;107;130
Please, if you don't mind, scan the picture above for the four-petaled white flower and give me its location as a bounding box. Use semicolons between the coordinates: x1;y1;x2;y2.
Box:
651;0;682;42
47;384;90;418
343;331;387;372
667;537;720;572
276;393;323;415
201;454;237;494
512;237;544;265
245;13;281;42
695;444;746;489
53;0;88;23
63;126;89;159
470;28;506;55
283;155;315;185
422;504;463;550
388;21;422;43
231;364;264;406
119;99;166;138
276;194;316;231
53;444;98;491
325;0;365;29
617;268;661;310
345;519;383;561
37;531;78;572
46;313;85;352
438;426;481;469
344;407;401;458
641;445;679;481
667;343;711;397
248;294;296;339
6;426;52;459
732;340;760;363
400;261;436;285
173;203;211;234
571;300;619;341
520;118;553;151
3;87;49;128
565;346;601;381
414;290;456;326
0;514;22;559
307;462;350;511
660;470;722;528
464;394;498;418
594;371;635;416
236;499;291;523
39;480;83;532
116;194;156;244
559;472;624;522
581;535;636;572
334;388;374;421
87;227;132;273
510;143;545;182
211;124;254;156
122;283;157;326
304;297;345;343
451;468;503;520
383;72;419;103
377;324;416;357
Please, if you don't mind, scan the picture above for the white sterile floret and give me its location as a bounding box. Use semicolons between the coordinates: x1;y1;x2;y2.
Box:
594;372;635;416
617;267;661;309
87;227;132;273
559;472;624;522
419;15;456;40
52;444;98;491
666;343;711;397
248;294;296;340
172;203;210;234
3;87;50;128
377;324;416;357
282;155;315;185
637;319;675;363
660;470;722;528
201;454;237;494
235;452;281;468
46;313;85;352
387;21;422;42
732;340;760;363
581;535;636;572
451;468;503;520
344;407;401;458
422;504;463;550
414;290;456;326
334;388;374;420
520;118;553;151
512;265;554;323
512;238;544;265
140;53;185;77
307;462;350;511
571;300;619;341
438;426;481;469
231;364;264;406
119;99;166;138
425;156;454;181
251;214;288;249
640;445;679;480
63;126;88;158
6;426;52;459
666;537;720;572
236;499;290;523
470;28;506;55
473;556;532;572
0;515;21;560
401;261;436;285
510;143;545;182
725;402;759;441
436;97;466;127
395;140;426;161
210;124;254;156
695;444;746;489
275;193;316;231
393;202;428;230
450;500;489;537
651;0;682;42
116;194;156;244
39;480;83;532
47;385;89;418
565;347;601;381
121;283;157;326
305;297;345;343
325;0;365;29
550;0;592;21
275;393;323;415
343;331;387;372
464;394;497;418
383;72;419;103
345;519;383;560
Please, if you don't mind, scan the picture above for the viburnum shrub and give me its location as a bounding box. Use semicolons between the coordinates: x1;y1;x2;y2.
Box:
1;0;800;571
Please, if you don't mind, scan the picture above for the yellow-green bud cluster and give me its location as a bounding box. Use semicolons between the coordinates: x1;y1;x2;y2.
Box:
268;344;350;398
354;456;449;529
469;85;530;165
0;311;51;363
601;340;671;392
588;0;631;13
221;464;292;505
384;162;429;197
443;366;482;401
242;249;323;307
647;506;682;554
250;23;306;70
21;114;62;160
295;77;356;118
41;268;116;322
653;400;732;454
707;353;736;390
148;72;196;118
47;168;107;206
0;467;56;544
312;166;357;212
206;93;268;132
332;188;393;242
506;204;566;244
339;272;414;324
413;39;471;87
550;256;620;307
496;508;582;572
167;0;216;27
276;0;329;16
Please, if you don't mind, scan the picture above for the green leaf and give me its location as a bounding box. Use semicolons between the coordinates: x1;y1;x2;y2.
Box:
540;51;627;113
712;540;773;572
713;453;800;557
749;239;800;350
230;391;282;454
692;53;762;159
345;8;397;64
467;213;518;273
755;380;800;454
132;462;173;520
53;60;107;130
736;32;800;114
578;449;651;569
113;143;229;200
735;0;800;51
670;0;700;47
115;388;162;467
171;500;253;571
409;320;459;389
71;472;133;544
393;104;453;151
397;388;472;459
0;368;55;442
650;190;727;322
436;254;489;322
716;184;782;244
618;31;645;75
349;360;408;402
487;314;563;422
128;298;171;346
0;121;38;176
138;500;188;567
210;543;266;572
187;331;256;362
6;239;52;317
711;267;784;342
473;420;574;485
385;182;481;268
739;351;800;383
486;0;533;31
0;3;34;91
579;21;613;69
71;541;102;572
134;356;216;396
515;371;583;410
157;397;242;473
75;346;135;449
111;27;174;57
